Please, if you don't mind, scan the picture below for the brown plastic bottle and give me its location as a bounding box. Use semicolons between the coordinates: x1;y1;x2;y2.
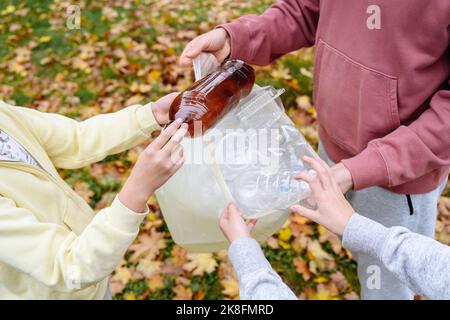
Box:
169;59;255;137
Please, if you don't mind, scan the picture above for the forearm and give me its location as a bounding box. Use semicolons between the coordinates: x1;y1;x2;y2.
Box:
13;102;160;169
0;195;147;292
342;85;450;190
219;0;320;65
56;197;148;289
343;213;450;299
228;237;297;300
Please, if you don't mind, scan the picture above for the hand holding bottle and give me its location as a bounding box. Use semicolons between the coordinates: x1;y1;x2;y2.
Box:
151;92;180;126
219;202;257;243
119;120;188;213
290;156;355;236
179;28;231;67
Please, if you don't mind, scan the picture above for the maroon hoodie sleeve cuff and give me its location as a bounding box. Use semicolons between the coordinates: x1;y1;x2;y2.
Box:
216;23;253;62
341;144;390;191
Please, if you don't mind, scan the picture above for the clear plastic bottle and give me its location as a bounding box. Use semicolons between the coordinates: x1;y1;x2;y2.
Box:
231;168;311;217
169;60;255;136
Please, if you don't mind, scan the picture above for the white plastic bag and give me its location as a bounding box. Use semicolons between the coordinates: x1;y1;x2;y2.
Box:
193;52;221;80
155;54;316;252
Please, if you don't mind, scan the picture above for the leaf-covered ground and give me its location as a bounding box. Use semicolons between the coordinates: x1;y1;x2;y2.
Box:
0;0;448;300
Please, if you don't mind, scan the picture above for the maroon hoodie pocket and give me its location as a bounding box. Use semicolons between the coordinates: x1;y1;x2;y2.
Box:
313;39;400;154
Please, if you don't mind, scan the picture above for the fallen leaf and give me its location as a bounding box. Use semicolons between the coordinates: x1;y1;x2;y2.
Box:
221;277;239;299
318;225;342;254
73;181;94;202
111;267;132;286
173;284;193;300
183;253;218;276
129;229;166;262
136;258;162;278
148;274;165;292
293;257;311;281
307;240;335;272
278;228;292;242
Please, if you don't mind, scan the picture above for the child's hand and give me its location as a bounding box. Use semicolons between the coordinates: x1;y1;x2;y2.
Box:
119;119;188;213
219;203;257;243
151;92;179;126
290;156;355;236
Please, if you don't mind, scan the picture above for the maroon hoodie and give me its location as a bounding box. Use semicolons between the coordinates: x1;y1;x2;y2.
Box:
220;0;450;194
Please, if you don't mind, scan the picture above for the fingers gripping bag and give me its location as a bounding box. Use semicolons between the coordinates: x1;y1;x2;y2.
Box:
156;53;317;252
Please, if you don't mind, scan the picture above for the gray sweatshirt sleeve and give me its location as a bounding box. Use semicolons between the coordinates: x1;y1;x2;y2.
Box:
342;213;450;300
228;237;297;300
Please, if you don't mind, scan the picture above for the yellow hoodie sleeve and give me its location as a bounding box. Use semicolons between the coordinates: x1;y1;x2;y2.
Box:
0;194;148;293
11;103;161;169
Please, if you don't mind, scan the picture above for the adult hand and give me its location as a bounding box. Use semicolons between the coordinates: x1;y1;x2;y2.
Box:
151;92;179;126
219;203;257;243
179;28;231;67
119;119;188;213
290;156;355;236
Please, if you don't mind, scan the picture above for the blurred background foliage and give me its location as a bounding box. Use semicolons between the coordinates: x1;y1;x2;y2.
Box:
0;0;448;300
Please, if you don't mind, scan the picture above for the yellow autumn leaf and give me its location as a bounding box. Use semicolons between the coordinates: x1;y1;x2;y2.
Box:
127;148;139;163
270;66;292;80
39;36;51;43
147;213;157;222
1;5;15;16
293;257;311;281
171;245;188;266
165;47;176;56
136;259;162;278
300;67;313;78
317;224;327;235
129;229;166;262
130;82;141;93
183;253;218;276
288;79;301;91
278;240;291;250
313;276;328;283
221;277;239;299
307;107;317;118
139;84;151;93
173;284;193;300
40;56;53;65
79;45;95;60
296;95;312;110
307;240;334;271
309;287;332;300
278;228;292;242
8;61;27;77
102;7;118;21
72;57;91;74
147;70;162;82
130;82;151;93
15;48;31;63
124;292;136;300
111;267;132;285
73;181;94;202
147;274;165;292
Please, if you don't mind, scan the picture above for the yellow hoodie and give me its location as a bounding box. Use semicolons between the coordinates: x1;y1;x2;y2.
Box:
0;100;160;299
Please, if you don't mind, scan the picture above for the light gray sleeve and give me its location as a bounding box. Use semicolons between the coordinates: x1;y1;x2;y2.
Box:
342;213;450;300
227;237;297;300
